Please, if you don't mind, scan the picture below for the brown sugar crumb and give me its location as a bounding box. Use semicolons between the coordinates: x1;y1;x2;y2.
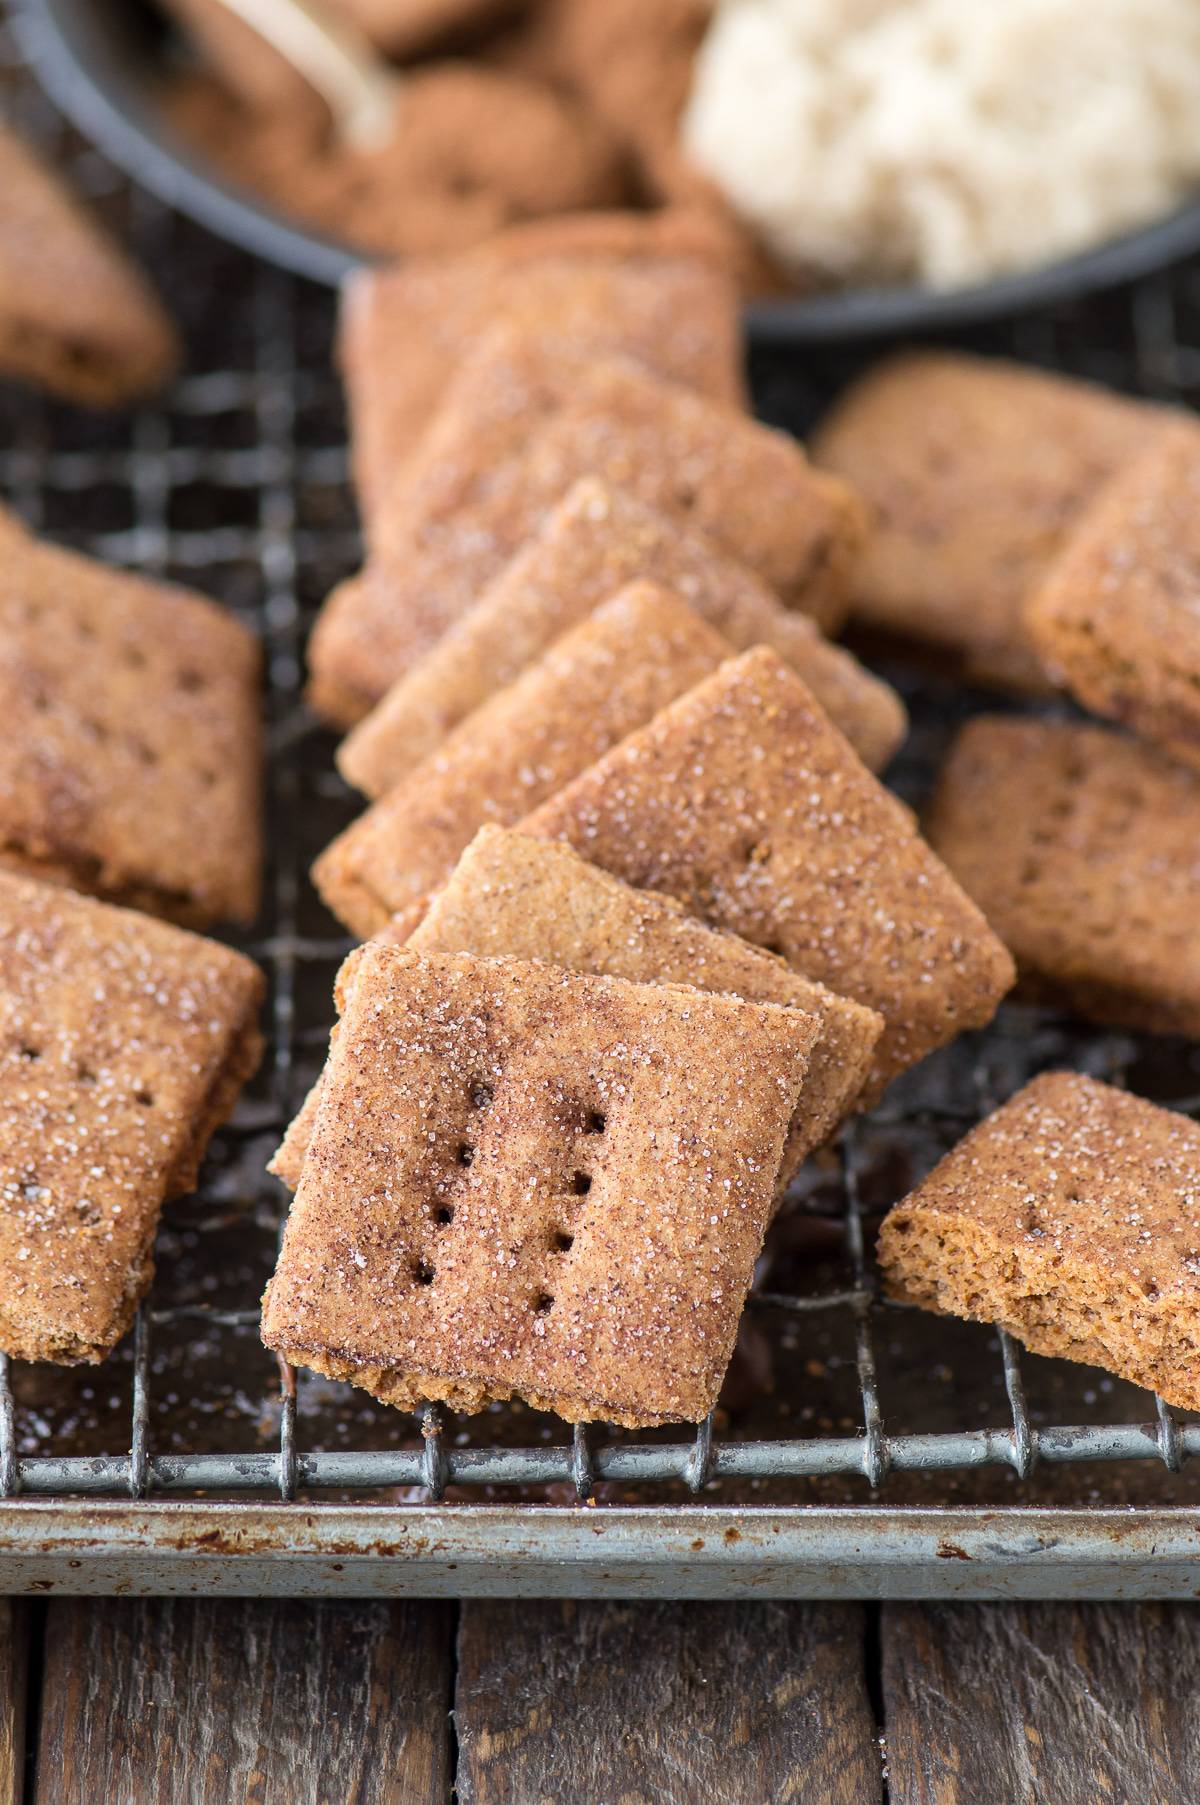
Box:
314;581;732;937
0;871;264;1364
261;946;815;1426
879;1072;1200;1413
926;715;1200;1038
338;476;905;796
1027;421;1200;769
522;646;1014;1095
308;328;863;724
811;352;1170;691
0;512;262;928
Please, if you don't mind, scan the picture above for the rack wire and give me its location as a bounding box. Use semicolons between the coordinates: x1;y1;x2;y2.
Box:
3;15;1200;1527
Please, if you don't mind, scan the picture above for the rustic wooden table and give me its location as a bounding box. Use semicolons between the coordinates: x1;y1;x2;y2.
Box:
2;1594;1197;1801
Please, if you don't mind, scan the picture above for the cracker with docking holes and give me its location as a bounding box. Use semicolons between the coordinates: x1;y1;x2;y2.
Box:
338;477;905;796
0;515;261;927
878;1072;1200;1414
314;582;731;937
926;716;1200;1038
811;352;1168;691
1027;422;1200;770
0;125;178;406
341;224;744;528
0;870;263;1364
309;328;862;723
273;825;882;1191
261;945;816;1425
522;647;1014;1094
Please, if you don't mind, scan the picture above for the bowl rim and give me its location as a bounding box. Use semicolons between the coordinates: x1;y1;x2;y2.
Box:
17;0;1200;339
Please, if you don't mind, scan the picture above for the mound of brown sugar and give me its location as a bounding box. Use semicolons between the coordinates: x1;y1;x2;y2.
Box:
879;1072;1200;1413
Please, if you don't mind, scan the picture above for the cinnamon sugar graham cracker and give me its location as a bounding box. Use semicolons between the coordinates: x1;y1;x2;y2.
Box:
314;582;730;937
1027;422;1200;770
338;477;905;796
811;352;1169;691
0;516;261;927
0;871;263;1363
879;1072;1200;1413
274;825;882;1191
522;647;1014;1094
262;946;816;1425
309;329;863;723
926;716;1200;1038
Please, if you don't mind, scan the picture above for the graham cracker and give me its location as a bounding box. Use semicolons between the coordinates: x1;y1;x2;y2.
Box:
522;647;1015;1093
309;328;862;724
926;716;1200;1038
338;477;905;796
0;516;262;927
314;581;731;936
261;945;815;1425
811;352;1168;690
0;126;179;407
879;1072;1200;1413
0;870;263;1363
1027;422;1200;770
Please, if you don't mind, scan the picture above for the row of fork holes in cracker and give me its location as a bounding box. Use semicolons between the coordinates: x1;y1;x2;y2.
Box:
16;1040;155;1107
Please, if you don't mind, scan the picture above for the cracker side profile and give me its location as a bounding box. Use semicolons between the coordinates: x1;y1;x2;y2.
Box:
523;647;1014;1093
338;477;905;795
811;352;1168;690
926;716;1200;1037
879;1072;1200;1413
0;517;262;927
314;582;731;937
1027;422;1200;769
262;947;815;1425
0;871;264;1363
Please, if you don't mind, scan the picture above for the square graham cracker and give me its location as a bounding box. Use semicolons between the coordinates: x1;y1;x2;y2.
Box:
338;476;905;796
522;647;1014;1094
314;581;732;937
1027;422;1200;770
0;517;262;927
308;329;863;724
261;946;816;1425
0;870;264;1363
926;716;1200;1038
878;1072;1200;1413
811;352;1168;691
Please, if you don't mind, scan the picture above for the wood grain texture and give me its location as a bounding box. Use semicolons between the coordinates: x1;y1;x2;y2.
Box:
455;1599;880;1805
35;1597;453;1805
0;1600;28;1805
882;1601;1200;1805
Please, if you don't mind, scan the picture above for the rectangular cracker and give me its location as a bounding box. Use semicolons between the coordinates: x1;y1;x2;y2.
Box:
878;1072;1200;1413
811;352;1168;691
926;715;1200;1038
338;476;906;796
309;327;863;723
340;218;745;525
522;646;1014;1093
0;870;264;1363
1027;421;1200;770
0;516;262;927
314;582;732;937
261;946;816;1426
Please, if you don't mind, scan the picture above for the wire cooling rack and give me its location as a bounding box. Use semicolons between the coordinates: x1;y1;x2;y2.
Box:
4;12;1200;1597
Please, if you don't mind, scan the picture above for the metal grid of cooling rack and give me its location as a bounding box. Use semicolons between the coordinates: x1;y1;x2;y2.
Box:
4;15;1200;1594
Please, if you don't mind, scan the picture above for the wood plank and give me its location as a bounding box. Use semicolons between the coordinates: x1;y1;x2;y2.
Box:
882;1601;1200;1805
35;1597;453;1805
455;1599;880;1805
0;1600;28;1805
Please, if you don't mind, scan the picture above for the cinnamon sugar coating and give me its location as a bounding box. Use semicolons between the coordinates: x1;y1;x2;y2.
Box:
262;946;815;1426
0;871;263;1364
314;582;731;936
879;1072;1200;1413
523;647;1014;1093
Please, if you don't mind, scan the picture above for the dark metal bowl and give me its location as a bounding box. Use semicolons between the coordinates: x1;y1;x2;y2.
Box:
17;0;1200;339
